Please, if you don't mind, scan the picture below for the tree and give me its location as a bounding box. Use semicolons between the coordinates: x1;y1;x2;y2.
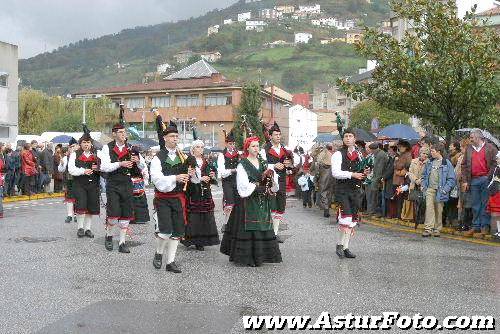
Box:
234;82;265;148
349;100;411;130
339;0;500;140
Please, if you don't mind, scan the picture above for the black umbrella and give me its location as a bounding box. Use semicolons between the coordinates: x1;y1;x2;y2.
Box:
353;128;377;142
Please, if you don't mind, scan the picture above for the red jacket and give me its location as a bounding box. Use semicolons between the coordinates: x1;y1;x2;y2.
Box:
0;159;4;186
21;149;38;176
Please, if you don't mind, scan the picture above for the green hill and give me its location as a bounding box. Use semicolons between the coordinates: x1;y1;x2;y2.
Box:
19;0;389;95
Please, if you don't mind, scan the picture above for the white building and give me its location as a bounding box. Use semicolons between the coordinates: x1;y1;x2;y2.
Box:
312;17;356;30
295;32;313;44
456;0;498;19
245;0;261;3
157;63;173;74
0;41;18;142
298;4;321;15
260;8;282;19
288;105;318;151
275;5;295;14
223;19;234;25
238;12;252;22
246;20;267;31
207;25;220;36
200;51;222;63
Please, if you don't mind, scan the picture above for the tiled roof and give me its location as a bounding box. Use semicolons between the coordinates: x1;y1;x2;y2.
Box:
166;59;221;80
74;77;239;95
346;69;374;84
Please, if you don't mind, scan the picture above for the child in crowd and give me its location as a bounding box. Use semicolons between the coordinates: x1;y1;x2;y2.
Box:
297;167;315;208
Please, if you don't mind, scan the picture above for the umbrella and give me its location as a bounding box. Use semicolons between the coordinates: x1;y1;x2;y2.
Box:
128;138;159;150
456;128;500;148
51;135;74;144
313;133;341;143
378;124;420;140
353;128;377;142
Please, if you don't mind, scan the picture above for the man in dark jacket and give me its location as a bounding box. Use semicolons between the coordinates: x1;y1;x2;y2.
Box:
366;142;388;217
462;129;498;236
39;142;55;193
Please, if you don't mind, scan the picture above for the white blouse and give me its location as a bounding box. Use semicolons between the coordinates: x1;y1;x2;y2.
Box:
236;161;279;198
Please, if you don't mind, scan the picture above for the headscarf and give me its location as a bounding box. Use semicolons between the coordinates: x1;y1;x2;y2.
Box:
243;136;260;157
190;139;205;155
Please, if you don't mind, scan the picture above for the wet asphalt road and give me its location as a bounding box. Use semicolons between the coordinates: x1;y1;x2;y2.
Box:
0;191;498;333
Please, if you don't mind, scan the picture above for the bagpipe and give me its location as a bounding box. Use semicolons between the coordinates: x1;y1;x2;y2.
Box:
240;115;275;196
152;108;191;192
355;149;374;185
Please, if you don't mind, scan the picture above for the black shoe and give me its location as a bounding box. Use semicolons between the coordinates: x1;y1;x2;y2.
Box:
166;262;181;273
77;228;85;238
64;216;72;224
73;216;77;223
336;245;344;258
105;236;113;251
195;245;205;251
119;242;130;253
308;204;312;208
323;210;330;218
344;249;356;258
276;235;284;243
153;253;163;269
84;230;94;238
303;204;307;208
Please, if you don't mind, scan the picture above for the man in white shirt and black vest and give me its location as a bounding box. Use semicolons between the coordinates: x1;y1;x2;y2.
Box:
331;128;369;259
100;123;145;253
217;129;240;226
150;121;195;273
260;122;292;243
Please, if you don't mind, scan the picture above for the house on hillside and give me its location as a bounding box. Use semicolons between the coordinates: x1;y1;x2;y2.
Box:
345;30;364;44
246;20;267;31
275;5;295;14
72;60;293;147
207;25;220;36
200;51;222;63
264;40;294;48
157;63;173;74
260;8;281;20
173;50;195;64
223;18;234;25
245;0;261;3
238;12;252;22
294;32;313;44
297;4;321;15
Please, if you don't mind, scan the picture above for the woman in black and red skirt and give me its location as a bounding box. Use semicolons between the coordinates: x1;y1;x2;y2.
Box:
181;140;220;250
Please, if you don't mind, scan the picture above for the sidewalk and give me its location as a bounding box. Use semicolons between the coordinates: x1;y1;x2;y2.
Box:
3;192;64;203
362;215;500;247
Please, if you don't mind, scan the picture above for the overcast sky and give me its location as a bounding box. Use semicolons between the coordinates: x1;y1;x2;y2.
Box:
0;0;236;59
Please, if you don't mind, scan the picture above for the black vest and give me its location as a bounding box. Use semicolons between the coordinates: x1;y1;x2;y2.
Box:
264;142;287;179
223;148;239;170
74;149;99;184
336;147;362;190
107;141;132;180
156;149;188;193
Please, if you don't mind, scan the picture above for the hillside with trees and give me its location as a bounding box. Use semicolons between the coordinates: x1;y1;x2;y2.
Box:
20;0;389;95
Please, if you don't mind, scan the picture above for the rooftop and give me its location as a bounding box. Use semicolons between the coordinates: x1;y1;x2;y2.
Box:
476;6;500;16
166;59;221;80
346;69;374;84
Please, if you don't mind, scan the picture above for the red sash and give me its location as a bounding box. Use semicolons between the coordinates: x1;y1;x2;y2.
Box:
154;191;188;225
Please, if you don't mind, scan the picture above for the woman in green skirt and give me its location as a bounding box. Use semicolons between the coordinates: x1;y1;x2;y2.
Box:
220;136;282;267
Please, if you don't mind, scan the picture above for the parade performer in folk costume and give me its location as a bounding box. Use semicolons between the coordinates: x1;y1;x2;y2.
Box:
260;122;293;243
67;129;100;238
217;129;240;228
181;134;220;250
331;128;369;259
220;134;282;267
100;105;146;253
59;137;78;224
151;115;195;273
129;145;150;224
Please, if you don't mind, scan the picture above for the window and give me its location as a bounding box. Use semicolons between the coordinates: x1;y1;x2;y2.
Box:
205;93;232;106
151;96;171;108
176;94;199;107
0;73;8;87
126;97;145;109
